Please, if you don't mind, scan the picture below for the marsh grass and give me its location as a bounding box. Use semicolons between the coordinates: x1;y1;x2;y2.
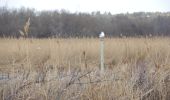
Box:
0;37;170;100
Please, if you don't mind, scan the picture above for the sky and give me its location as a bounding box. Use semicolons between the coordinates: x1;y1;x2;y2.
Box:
0;0;170;14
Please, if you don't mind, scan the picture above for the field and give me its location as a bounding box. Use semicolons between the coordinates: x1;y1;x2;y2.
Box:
0;37;170;100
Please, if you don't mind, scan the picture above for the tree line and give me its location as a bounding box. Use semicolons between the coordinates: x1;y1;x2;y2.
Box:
0;7;170;38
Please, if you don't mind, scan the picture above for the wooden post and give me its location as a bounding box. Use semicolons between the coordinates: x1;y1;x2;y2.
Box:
99;32;105;73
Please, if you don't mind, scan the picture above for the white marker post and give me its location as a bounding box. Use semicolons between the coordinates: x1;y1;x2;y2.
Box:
99;32;105;73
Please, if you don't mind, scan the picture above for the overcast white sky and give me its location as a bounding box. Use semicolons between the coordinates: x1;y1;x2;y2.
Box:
0;0;170;14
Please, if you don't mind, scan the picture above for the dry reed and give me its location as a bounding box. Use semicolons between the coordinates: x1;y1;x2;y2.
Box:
0;37;169;100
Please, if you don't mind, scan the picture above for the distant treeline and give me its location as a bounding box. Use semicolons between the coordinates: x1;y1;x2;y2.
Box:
0;7;170;38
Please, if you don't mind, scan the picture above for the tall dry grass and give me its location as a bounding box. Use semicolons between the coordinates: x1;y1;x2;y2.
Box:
0;37;170;100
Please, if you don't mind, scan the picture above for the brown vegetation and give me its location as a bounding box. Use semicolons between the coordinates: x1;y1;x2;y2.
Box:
0;37;170;100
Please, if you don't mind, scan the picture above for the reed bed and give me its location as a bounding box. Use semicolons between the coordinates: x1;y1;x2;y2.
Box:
0;37;170;100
